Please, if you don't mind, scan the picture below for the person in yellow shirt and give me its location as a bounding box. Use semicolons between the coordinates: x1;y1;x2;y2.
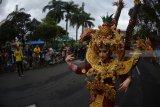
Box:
33;45;41;65
34;45;41;56
14;45;24;78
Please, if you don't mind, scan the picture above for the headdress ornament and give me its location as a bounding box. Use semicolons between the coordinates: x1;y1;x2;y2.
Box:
81;14;124;54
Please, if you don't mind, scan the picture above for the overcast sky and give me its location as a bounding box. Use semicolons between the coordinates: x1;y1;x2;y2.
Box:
0;0;134;40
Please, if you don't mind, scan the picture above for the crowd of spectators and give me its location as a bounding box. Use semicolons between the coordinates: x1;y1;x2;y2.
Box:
0;44;87;73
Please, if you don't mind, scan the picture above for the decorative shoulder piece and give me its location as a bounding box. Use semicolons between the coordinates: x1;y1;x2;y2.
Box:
136;37;153;50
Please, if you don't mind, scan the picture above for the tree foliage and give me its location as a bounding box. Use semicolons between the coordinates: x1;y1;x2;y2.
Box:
70;3;95;41
135;0;160;39
32;17;66;42
0;11;32;46
43;0;95;40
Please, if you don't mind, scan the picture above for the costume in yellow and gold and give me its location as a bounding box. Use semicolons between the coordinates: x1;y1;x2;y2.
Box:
67;1;153;107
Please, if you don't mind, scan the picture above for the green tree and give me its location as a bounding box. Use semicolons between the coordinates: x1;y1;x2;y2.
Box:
33;17;66;43
62;1;78;36
0;20;17;45
43;0;79;36
131;0;160;46
70;6;83;41
80;11;95;34
5;5;31;46
70;3;95;41
26;18;41;41
43;0;64;24
0;7;31;46
6;5;25;20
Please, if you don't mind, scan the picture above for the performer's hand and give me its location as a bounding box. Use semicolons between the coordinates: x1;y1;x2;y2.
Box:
89;95;96;104
65;54;75;62
151;53;157;62
118;76;131;92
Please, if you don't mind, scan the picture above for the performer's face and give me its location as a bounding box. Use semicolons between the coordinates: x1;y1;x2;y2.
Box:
98;47;110;62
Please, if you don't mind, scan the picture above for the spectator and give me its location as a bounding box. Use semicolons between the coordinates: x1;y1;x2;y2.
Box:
33;45;41;57
33;45;41;65
14;45;24;79
28;46;33;69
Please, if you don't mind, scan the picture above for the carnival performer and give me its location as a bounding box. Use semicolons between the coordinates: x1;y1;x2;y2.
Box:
65;0;152;107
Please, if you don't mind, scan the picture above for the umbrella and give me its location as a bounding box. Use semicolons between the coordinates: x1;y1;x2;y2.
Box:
27;40;45;45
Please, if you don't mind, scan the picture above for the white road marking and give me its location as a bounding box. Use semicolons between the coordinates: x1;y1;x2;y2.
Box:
26;104;36;107
136;66;141;75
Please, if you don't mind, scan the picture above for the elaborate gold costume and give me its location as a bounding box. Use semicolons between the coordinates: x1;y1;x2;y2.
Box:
79;6;152;107
81;19;129;100
67;0;153;107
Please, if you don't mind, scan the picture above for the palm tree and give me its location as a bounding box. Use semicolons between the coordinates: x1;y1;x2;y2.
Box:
5;5;31;46
62;1;78;36
43;0;64;24
6;5;25;20
79;3;95;34
80;12;95;34
70;3;95;41
27;18;41;37
43;0;79;36
70;7;82;41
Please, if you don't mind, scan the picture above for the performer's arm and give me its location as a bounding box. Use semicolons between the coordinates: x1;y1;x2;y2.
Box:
118;74;132;92
66;61;82;74
117;67;135;92
65;54;91;74
118;54;141;92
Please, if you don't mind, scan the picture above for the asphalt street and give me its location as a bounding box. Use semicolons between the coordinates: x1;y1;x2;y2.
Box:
0;59;160;107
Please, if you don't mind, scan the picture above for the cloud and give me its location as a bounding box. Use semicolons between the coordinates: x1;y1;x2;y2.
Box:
0;0;49;21
18;0;50;21
0;0;8;20
66;0;134;39
0;0;20;21
0;0;134;40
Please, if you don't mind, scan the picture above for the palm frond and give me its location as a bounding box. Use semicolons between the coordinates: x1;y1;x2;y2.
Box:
101;13;113;23
19;8;25;12
43;5;52;12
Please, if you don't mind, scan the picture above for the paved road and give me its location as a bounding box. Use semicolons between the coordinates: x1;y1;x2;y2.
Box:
0;59;160;107
0;62;89;107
